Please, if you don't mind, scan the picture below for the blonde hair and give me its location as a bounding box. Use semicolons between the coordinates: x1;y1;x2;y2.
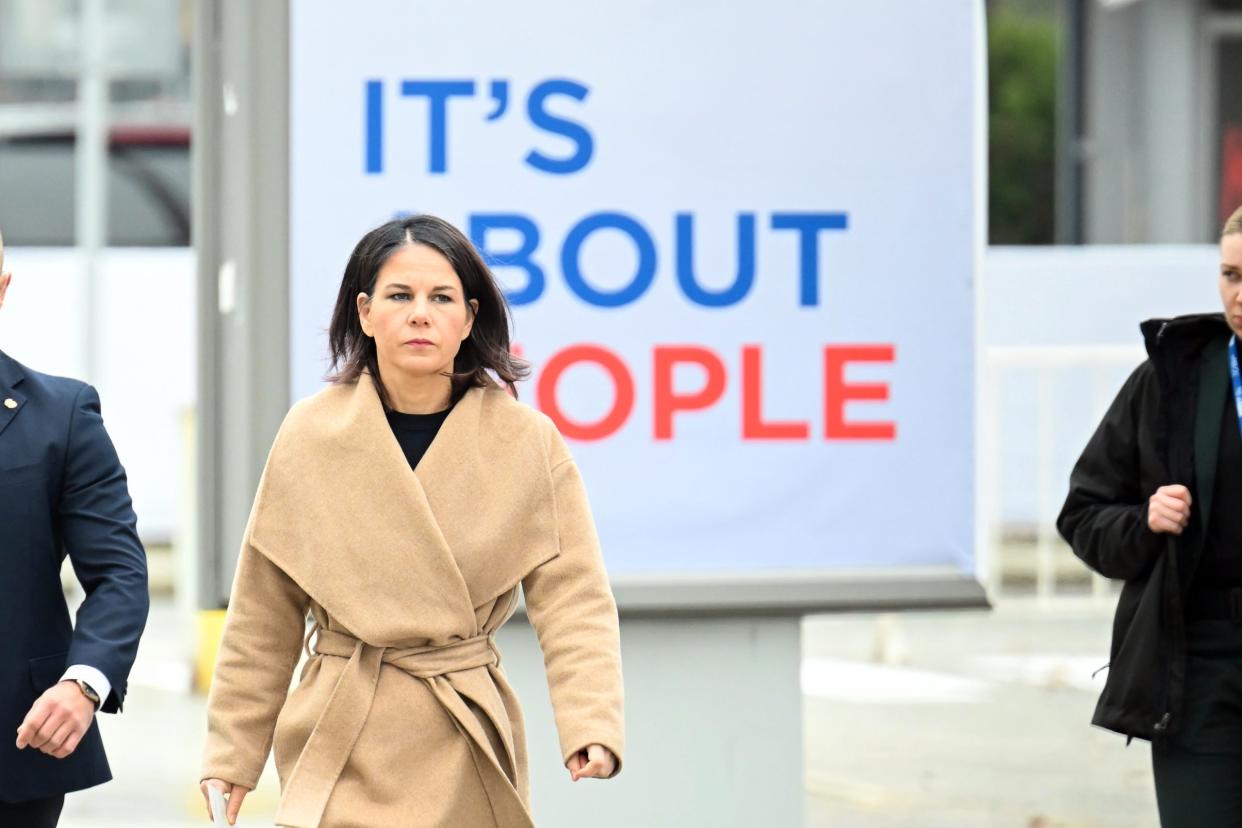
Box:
1225;205;1242;238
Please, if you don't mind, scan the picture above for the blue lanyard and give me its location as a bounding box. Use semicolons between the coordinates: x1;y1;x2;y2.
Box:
1231;336;1242;440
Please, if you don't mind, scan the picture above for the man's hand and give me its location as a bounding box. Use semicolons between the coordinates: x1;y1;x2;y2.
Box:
566;743;617;781
1149;484;1193;535
15;680;96;759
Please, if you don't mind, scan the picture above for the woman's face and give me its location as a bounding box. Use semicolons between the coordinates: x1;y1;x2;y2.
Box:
357;243;478;382
1221;233;1242;340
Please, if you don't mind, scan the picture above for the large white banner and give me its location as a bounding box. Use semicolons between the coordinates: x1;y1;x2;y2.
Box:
290;1;981;582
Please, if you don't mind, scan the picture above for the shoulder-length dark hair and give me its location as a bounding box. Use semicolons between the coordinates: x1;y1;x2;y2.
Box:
327;215;530;406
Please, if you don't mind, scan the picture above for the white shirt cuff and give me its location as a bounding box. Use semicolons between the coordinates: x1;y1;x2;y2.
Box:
60;664;112;707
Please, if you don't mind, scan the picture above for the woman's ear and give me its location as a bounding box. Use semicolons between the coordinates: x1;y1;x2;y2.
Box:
356;292;373;337
462;298;480;341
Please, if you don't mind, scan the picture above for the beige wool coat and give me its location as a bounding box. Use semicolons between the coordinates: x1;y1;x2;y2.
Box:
201;376;625;828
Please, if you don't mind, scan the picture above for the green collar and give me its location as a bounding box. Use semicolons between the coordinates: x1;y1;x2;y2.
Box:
1194;336;1232;531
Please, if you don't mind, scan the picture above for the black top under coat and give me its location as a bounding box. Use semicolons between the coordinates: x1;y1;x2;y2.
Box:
386;405;453;470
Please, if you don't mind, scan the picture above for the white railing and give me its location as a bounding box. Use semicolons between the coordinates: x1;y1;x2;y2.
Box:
981;344;1148;605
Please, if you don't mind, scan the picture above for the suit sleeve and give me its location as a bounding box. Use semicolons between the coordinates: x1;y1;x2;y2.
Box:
1056;362;1167;580
201;536;309;789
521;429;625;775
59;384;150;714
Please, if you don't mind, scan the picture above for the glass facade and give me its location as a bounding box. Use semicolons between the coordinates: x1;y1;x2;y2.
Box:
1217;37;1242;229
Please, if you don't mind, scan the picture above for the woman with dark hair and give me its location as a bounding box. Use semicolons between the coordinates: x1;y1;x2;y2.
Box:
198;215;624;827
1059;204;1242;826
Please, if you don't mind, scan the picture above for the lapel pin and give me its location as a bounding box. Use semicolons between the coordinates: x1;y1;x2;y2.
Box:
3;398;16;409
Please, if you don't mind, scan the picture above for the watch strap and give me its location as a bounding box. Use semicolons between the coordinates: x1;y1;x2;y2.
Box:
73;679;102;709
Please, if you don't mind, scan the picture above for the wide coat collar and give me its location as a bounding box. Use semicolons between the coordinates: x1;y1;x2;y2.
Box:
248;375;560;646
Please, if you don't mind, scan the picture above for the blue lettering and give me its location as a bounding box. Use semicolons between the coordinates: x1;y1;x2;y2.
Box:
525;79;594;175
675;213;756;307
770;212;849;307
469;213;545;306
400;80;476;174
561;212;656;307
365;80;384;174
486;80;509;121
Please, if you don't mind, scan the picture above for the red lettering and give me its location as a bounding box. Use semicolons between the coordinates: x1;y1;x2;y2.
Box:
537;345;635;441
824;345;896;441
653;346;726;440
742;345;810;440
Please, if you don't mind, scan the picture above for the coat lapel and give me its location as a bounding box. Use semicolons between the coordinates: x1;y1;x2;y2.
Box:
1194;336;1231;533
247;375;562;644
0;351;26;440
416;385;560;608
248;375;477;644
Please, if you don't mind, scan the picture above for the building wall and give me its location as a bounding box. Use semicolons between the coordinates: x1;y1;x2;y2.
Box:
1084;0;1206;243
1081;0;1242;243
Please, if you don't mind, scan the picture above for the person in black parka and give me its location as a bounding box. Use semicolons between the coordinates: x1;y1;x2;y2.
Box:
1059;204;1242;826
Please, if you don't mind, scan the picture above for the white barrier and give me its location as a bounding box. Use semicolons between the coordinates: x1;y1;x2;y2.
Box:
980;345;1146;603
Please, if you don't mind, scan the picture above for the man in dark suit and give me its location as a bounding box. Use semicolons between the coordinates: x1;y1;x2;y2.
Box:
0;230;149;826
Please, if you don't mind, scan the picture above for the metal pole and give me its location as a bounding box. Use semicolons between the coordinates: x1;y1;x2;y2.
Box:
981;360;1003;600
1035;368;1057;604
193;1;291;692
75;0;108;382
1055;0;1086;244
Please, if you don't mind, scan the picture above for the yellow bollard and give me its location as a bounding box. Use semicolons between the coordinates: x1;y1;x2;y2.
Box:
195;609;227;695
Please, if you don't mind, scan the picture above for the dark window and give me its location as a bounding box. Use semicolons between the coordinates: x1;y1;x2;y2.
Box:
1217;39;1242;230
0;131;190;246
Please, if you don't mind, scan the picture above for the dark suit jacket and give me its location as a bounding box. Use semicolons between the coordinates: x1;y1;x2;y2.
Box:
0;350;149;803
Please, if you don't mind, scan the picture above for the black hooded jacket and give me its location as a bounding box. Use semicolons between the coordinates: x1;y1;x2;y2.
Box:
1057;313;1234;742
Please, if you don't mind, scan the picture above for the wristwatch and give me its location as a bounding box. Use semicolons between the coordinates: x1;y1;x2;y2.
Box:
73;679;102;710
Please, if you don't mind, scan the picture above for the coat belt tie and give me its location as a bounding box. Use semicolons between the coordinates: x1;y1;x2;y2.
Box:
275;626;508;828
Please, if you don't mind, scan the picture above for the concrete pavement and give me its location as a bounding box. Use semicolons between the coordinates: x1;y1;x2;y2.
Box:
55;598;1157;827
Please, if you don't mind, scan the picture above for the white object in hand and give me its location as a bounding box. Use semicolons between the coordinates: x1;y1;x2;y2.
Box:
207;784;230;827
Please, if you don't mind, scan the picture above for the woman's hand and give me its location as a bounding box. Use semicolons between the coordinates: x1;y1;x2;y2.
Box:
1149;484;1192;535
566;743;617;781
200;778;250;825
